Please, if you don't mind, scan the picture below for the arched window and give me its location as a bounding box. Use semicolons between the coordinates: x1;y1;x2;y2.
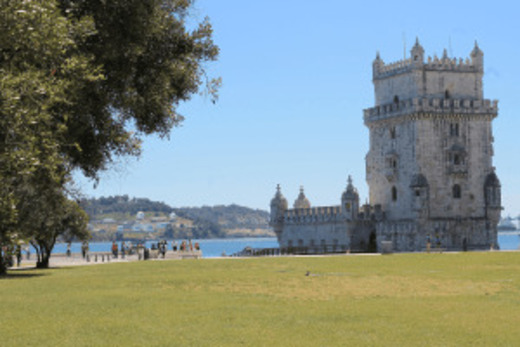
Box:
392;186;397;201
393;95;399;104
390;126;396;139
445;89;450;99
450;123;459;137
453;154;460;165
453;184;461;199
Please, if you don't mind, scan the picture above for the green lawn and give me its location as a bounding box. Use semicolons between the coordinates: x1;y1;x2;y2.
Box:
1;252;520;346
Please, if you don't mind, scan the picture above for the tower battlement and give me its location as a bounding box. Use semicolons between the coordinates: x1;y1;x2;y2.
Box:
374;52;482;79
284;206;342;225
373;39;483;80
372;39;484;105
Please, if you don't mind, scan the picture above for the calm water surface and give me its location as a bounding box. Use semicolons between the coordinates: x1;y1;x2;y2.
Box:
47;233;519;258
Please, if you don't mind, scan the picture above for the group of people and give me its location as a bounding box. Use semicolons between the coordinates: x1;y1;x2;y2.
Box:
2;239;202;268
175;240;200;252
111;241;134;259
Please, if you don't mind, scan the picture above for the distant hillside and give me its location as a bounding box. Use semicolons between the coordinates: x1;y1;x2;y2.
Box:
174;204;269;230
80;196;271;239
81;195;173;217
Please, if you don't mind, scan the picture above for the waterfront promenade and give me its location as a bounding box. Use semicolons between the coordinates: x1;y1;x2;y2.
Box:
9;249;202;269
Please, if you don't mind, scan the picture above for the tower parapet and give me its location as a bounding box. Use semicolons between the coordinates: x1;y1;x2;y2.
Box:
284;205;342;225
373;40;483;80
373;39;485;105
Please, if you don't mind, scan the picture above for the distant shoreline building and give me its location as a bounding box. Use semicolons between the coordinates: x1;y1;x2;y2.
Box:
270;39;501;253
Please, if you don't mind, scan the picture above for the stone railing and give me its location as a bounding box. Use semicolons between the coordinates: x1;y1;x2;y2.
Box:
376;58;413;76
364;97;498;123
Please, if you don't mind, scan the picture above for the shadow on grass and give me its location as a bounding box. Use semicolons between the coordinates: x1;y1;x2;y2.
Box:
0;269;46;279
0;265;80;279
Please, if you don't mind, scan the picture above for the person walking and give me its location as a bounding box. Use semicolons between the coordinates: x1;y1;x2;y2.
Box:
111;241;118;258
15;245;22;267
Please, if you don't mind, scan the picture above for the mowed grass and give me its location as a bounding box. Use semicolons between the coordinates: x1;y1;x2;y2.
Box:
1;252;520;346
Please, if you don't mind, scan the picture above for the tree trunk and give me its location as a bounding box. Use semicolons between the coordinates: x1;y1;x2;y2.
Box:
35;241;55;269
36;256;49;268
0;257;6;275
36;245;52;269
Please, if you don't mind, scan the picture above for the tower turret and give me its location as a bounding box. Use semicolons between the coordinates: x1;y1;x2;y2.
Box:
270;184;288;240
341;176;359;220
484;171;501;221
372;51;383;80
293;186;311;209
471;41;484;72
410;37;424;66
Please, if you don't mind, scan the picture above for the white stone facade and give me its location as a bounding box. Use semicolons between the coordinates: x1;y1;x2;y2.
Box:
270;39;501;253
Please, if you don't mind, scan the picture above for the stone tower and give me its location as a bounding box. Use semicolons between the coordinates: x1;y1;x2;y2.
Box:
364;39;501;251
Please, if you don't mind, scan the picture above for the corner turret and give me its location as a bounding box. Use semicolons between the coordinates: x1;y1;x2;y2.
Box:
270;184;288;240
341;176;359;220
372;51;383;80
484;171;501;220
471;41;484;72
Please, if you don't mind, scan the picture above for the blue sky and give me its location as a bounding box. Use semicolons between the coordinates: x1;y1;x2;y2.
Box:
75;0;520;216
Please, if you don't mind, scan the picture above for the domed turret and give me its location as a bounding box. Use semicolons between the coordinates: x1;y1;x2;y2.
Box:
270;184;288;241
293;186;311;209
270;184;288;211
341;176;359;219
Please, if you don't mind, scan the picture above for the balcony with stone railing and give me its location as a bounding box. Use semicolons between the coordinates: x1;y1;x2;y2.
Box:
364;97;498;124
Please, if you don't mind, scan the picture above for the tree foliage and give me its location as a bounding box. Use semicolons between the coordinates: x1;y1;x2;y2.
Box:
56;0;220;177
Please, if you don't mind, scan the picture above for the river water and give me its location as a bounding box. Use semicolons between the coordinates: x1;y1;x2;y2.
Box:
48;233;519;258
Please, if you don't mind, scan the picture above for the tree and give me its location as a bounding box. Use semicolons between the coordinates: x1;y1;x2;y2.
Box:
0;0;218;273
0;0;99;273
25;195;89;269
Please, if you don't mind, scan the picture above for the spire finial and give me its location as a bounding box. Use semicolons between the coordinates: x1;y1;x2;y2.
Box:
347;175;353;187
